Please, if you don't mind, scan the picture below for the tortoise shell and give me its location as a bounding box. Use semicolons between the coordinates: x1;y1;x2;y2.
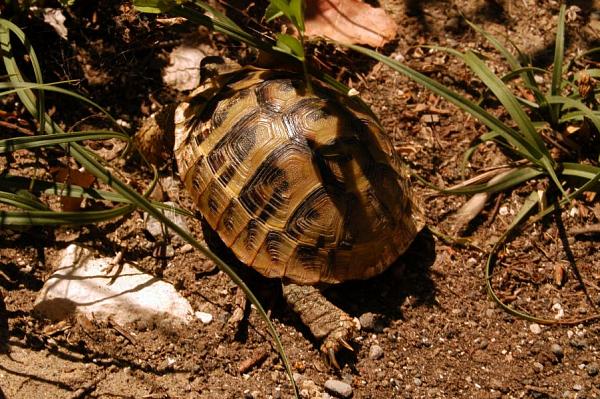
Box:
173;68;420;284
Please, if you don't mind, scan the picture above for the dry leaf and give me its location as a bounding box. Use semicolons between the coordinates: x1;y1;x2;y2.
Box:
304;0;397;47
51;167;96;211
43;8;68;40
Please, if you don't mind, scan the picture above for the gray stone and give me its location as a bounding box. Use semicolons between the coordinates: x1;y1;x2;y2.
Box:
550;343;564;358
570;337;588;349
413;377;422;386
358;312;376;331
358;312;384;332
34;245;194;326
478;338;489;350
586;363;599;376
324;379;353;398
144;201;189;242
368;344;384;360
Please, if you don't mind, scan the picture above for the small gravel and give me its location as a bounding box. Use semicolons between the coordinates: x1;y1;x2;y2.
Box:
550;343;564;359
358;313;376;331
413;377;422;386
368;344;384;360
529;323;542;334
324;379;353;398
586;363;599;377
570;337;588;349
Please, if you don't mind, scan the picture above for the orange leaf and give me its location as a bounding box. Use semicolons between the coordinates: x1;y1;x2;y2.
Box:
304;0;397;47
51;167;96;211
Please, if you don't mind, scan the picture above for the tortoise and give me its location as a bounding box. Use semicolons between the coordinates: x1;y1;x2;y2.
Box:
136;60;422;365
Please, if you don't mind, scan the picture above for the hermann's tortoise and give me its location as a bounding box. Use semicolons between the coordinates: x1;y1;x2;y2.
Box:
137;62;422;365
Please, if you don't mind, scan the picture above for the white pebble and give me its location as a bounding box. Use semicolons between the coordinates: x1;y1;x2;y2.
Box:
195;311;213;324
529;323;542;334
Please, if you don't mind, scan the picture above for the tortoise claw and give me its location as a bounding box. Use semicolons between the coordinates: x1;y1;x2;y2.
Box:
339;338;354;352
328;348;341;369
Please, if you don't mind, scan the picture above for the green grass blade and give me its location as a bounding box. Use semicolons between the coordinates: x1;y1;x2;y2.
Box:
0;19;46;134
344;43;547;166
0;174;196;217
562;162;600;184
545;95;600;132
484;191;560;323
0;174;126;203
421;45;465;59
172;3;274;53
465;19;547;107
0;190;49;210
0;205;135;226
0;131;129;152
0;82;126;133
275;33;305;60
462;51;569;198
413;166;543;195
551;4;566;97
550;4;566;124
462;52;548;154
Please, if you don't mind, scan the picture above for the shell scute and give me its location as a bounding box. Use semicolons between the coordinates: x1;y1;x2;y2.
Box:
176;69;420;284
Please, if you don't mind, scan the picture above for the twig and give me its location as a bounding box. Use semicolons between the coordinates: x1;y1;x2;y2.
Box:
569;224;600;236
0;120;34;136
107;317;137;345
238;347;269;374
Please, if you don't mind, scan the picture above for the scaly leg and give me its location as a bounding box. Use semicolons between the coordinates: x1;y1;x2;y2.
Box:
282;283;356;368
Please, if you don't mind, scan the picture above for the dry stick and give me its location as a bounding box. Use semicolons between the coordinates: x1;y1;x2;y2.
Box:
0;120;34;135
569;223;600;236
485;192;504;227
238;347;269;374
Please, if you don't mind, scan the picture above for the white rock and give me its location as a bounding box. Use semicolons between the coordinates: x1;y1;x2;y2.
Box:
34;245;194;326
195;311;213;324
43;8;68;40
529;323;542;334
162;45;206;91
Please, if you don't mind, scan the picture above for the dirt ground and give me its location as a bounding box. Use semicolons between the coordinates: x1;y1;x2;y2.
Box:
1;1;600;398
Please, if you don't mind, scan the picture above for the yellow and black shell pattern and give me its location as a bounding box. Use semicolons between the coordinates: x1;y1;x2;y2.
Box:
173;68;420;285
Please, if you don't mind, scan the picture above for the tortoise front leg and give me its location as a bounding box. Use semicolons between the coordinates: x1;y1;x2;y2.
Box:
282;283;357;368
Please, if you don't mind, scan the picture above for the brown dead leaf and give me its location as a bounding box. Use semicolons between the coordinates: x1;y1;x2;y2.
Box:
304;0;397;47
51;167;96;211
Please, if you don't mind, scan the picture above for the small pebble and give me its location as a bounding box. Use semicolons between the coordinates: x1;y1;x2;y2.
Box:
358;313;376;331
478;338;489;350
550;343;564;358
369;344;384;360
324;379;353;398
180;244;194;253
529;323;542;334
533;362;544;373
413;377;422;386
570;337;588;349
195;311;213;324
573;384;583;391
586;363;599;376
